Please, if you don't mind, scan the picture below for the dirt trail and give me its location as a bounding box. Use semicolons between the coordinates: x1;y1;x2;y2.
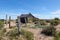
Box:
22;27;54;40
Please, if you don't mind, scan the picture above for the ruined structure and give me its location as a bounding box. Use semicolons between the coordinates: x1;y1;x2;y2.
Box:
20;13;35;23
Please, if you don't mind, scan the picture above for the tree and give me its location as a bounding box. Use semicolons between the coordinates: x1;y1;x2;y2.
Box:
54;18;59;21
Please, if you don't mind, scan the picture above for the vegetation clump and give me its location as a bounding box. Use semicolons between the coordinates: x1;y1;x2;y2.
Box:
0;21;4;29
0;28;6;40
21;29;34;40
41;26;56;36
50;18;60;26
54;32;60;40
6;28;18;40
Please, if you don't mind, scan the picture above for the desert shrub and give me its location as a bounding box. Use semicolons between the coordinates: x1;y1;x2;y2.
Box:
39;20;47;25
50;20;59;26
0;36;2;40
6;28;19;40
2;28;6;32
50;18;60;26
41;26;56;36
19;36;25;40
0;28;6;40
54;32;60;40
0;31;3;40
33;18;39;22
54;18;59;20
45;20;52;23
0;28;6;36
0;21;4;29
9;26;17;29
21;29;34;40
34;21;38;24
28;18;33;23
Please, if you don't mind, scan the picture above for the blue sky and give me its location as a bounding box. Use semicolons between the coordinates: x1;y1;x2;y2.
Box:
0;0;60;19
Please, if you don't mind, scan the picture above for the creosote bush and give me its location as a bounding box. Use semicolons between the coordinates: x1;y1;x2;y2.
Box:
50;20;59;26
41;26;56;36
6;28;34;40
21;29;34;40
6;28;19;40
54;32;60;40
0;28;6;40
0;21;4;29
50;18;60;26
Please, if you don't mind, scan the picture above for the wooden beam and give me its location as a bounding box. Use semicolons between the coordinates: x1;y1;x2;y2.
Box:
17;16;21;36
6;14;8;28
25;17;27;27
9;16;11;28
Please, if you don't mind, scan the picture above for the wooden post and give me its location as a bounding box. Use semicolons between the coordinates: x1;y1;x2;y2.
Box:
17;16;21;36
25;18;27;27
9;16;11;28
6;14;8;28
38;20;40;26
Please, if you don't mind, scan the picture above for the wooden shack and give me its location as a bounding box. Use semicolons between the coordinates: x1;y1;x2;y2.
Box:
20;13;35;23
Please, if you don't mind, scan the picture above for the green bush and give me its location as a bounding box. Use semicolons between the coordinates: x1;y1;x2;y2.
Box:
6;28;18;40
54;18;59;20
0;28;6;36
2;28;6;32
6;28;34;40
41;26;56;36
0;21;4;29
0;28;6;40
40;20;47;25
21;29;34;40
50;18;60;26
54;32;60;40
50;20;59;26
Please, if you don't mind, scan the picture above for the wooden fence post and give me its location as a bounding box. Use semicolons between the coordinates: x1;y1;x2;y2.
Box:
25;18;27;27
38;20;40;26
17;16;21;36
6;14;8;28
9;16;11;28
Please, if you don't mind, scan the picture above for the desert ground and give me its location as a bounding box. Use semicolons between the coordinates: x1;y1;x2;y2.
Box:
3;22;60;40
21;23;55;40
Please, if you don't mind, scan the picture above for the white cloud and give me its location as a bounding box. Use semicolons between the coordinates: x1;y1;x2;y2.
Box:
51;10;60;15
